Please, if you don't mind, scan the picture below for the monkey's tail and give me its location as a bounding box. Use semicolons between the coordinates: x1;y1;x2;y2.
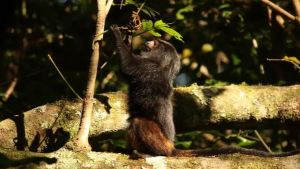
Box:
172;147;300;157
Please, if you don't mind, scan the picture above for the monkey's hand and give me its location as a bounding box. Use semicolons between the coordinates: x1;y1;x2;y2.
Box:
110;25;123;40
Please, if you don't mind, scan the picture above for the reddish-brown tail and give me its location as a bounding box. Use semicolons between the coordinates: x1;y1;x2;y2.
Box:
127;117;175;156
127;117;300;158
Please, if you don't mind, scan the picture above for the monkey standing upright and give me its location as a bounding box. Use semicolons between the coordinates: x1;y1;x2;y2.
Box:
110;25;300;157
111;24;180;156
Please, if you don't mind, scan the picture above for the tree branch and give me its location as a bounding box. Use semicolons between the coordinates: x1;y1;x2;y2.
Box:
72;0;108;151
106;0;113;16
3;77;18;101
261;0;300;24
292;0;300;17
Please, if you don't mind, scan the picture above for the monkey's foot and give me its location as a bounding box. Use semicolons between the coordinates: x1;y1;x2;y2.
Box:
130;150;153;159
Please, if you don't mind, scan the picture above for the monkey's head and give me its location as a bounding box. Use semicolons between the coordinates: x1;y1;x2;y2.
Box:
141;39;181;77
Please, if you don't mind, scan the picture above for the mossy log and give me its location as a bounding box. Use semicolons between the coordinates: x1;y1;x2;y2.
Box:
0;85;300;168
0;84;299;150
1;148;300;169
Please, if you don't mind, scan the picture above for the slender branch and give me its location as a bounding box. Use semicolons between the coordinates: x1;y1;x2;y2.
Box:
3;77;18;101
267;58;300;69
100;62;107;69
261;0;297;22
92;29;108;49
120;0;124;9
47;54;82;101
72;0;112;151
292;0;300;17
136;1;145;14
254;130;272;153
106;0;113;16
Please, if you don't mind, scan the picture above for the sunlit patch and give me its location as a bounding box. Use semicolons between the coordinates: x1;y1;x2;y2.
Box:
145;156;167;169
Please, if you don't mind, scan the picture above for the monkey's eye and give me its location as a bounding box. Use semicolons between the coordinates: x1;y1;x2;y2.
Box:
145;40;158;51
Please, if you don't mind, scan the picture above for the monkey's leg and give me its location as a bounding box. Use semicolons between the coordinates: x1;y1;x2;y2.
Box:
127;117;175;157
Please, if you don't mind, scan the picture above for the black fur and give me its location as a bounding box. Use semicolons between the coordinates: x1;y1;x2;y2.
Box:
111;25;180;142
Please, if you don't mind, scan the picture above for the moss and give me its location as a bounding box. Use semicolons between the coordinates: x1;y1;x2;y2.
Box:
1;147;300;168
56;101;82;139
0;148;56;168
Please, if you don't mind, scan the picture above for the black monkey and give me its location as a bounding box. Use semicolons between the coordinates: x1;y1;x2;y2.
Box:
110;25;300;157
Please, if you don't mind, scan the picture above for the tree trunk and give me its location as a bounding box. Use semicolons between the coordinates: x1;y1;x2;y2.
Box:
71;0;109;151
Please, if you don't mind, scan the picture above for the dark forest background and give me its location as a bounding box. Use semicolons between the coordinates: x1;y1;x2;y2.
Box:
0;0;299;153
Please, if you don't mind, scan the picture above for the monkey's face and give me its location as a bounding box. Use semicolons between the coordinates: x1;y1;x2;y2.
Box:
144;40;159;51
140;38;181;77
141;39;179;62
141;39;173;58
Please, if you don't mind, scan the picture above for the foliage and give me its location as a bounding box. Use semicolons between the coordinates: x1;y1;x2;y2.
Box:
141;20;184;42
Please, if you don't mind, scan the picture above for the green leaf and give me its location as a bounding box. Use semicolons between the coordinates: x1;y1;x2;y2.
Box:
232;54;241;66
176;5;194;20
122;0;160;17
149;30;162;37
175;141;192;149
142;20;153;31
154;20;184;42
141;20;183;42
140;7;160;17
154;20;169;28
282;56;300;65
218;4;230;10
160;26;184;42
113;139;128;149
222;11;232;18
124;0;137;5
236;136;256;147
141;20;161;37
176;131;202;138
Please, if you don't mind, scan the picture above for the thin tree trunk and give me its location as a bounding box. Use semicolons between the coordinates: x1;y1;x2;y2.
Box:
71;0;109;151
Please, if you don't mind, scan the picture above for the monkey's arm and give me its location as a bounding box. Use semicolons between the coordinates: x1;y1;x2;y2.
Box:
110;25;160;76
110;25;141;75
110;25;132;59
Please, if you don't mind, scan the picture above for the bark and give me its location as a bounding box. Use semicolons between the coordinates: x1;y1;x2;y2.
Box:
292;0;300;18
0;147;299;169
0;85;299;150
72;0;110;151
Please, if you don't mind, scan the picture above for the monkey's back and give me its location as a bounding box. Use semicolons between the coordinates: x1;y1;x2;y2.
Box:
128;72;173;117
127;68;176;141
